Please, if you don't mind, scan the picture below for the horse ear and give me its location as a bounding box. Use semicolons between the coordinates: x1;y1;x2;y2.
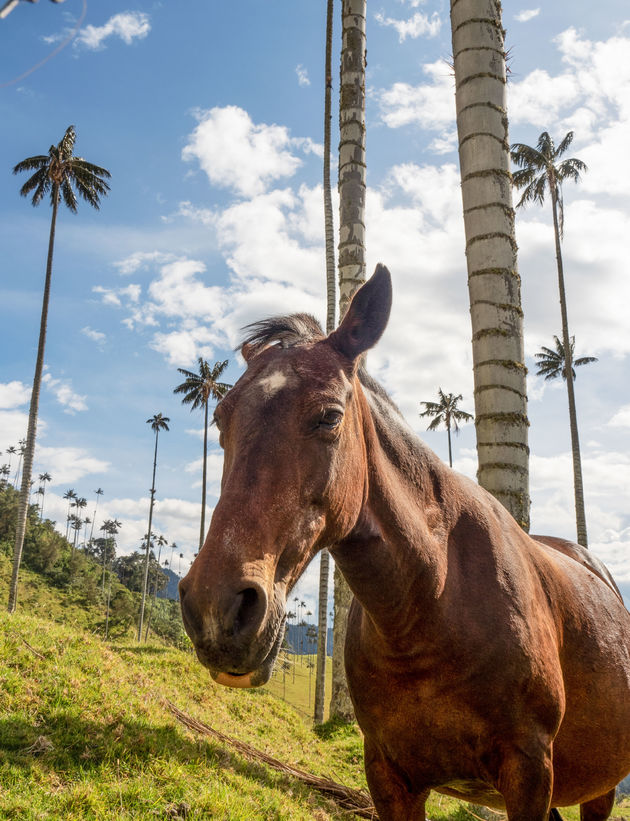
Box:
329;264;392;362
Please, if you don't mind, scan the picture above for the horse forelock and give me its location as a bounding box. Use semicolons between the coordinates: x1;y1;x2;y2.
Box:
240;313;325;362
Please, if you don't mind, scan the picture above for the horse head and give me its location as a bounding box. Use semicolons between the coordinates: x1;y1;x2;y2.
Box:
179;264;392;687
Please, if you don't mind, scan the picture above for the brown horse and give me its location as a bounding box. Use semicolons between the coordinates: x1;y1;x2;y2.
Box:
180;265;630;820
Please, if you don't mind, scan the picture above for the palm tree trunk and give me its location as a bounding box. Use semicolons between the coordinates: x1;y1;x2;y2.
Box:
324;0;336;335
337;0;366;318
549;183;588;547
137;432;159;641
447;422;453;468
199;400;209;550
8;187;59;613
450;0;530;530
330;0;366;723
315;0;336;728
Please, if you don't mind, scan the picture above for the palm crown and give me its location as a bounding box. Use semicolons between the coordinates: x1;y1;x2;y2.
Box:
173;358;231;410
535;336;597;382
510;131;587;237
13;125;111;212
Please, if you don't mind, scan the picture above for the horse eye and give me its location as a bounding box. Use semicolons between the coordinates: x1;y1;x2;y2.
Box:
318;409;343;431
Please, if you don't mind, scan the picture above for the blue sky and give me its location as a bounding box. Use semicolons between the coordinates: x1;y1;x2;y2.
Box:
1;0;630;610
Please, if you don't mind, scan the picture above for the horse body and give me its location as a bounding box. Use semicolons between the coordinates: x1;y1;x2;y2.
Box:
180;266;630;820
335;380;630;816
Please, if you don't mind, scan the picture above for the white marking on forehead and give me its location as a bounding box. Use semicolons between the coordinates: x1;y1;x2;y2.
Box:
258;369;289;398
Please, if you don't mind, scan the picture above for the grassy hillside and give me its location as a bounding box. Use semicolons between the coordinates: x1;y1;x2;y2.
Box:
1;561;629;820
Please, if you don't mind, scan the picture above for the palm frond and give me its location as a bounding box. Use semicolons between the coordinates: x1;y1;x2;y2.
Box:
556;130;574;156
61;178;78;213
510;142;546;171
12;155;49;175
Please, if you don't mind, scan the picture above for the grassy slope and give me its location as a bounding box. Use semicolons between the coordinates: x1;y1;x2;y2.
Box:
1;561;628;820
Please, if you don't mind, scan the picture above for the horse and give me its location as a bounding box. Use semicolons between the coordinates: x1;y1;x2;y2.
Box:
179;265;630;820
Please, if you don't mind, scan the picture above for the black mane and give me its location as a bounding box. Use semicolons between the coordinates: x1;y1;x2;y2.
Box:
240;313;325;359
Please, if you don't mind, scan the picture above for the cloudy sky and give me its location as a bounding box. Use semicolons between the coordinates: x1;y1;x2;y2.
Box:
1;0;629;611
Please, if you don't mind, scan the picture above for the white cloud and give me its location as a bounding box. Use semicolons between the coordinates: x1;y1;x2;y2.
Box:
76;12;151;51
81;326;106;347
42;371;88;414
377;60;454;131
296;64;310;87
0;381;30;409
34;446;109;485
182;106;310;198
375;10;441;41
609;405;630;428
515;8;540;22
113;251;174;275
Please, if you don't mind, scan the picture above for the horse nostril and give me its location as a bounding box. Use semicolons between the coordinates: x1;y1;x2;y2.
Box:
224;585;266;638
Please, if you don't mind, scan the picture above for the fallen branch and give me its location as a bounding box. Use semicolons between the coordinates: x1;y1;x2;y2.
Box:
10;630;45;660
165;700;377;819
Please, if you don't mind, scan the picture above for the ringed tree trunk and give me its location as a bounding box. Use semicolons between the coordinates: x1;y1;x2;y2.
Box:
200;399;209;550
8;186;59;613
337;0;367;317
137;433;159;641
450;0;530;530
329;0;366;724
315;0;336;727
549;179;588;547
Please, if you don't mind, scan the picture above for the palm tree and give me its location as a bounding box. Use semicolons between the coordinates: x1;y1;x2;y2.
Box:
449;0;530;531
0;465;10;488
315;0;336;727
6;446;17;484
89;487;104;546
174;358;231;551
13;440;26;489
37;471;51;520
511;131;588;545
137;413;170;641
8;126;110;613
63;488;77;540
420;389;474;468
144;533;169;640
330;0;367;724
535;336;597;382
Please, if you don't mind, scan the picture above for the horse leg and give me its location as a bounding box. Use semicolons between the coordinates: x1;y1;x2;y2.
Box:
579;787;616;821
364;739;429;820
499;745;554;821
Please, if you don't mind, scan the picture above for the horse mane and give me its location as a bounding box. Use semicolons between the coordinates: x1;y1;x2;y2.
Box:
240;313;325;361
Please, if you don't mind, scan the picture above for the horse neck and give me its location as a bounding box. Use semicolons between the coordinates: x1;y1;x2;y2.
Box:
332;381;455;638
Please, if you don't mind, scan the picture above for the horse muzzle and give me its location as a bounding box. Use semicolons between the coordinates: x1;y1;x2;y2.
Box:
179;574;286;688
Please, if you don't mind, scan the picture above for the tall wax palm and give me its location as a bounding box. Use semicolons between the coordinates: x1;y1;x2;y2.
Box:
13;440;26;488
6;446;17;481
8;126;110;613
330;0;368;724
37;472;51;520
89;487;104;546
314;0;336;727
138;413;170;641
63;488;77;539
420;389;474;468
511;131;589;545
174;359;231;551
450;0;530;530
0;465;10;488
144;533;169;641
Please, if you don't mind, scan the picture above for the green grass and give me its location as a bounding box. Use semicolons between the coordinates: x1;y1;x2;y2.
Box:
1;561;629;819
266;653;332;722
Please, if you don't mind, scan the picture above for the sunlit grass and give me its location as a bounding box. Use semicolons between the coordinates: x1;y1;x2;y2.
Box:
1;558;629;819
